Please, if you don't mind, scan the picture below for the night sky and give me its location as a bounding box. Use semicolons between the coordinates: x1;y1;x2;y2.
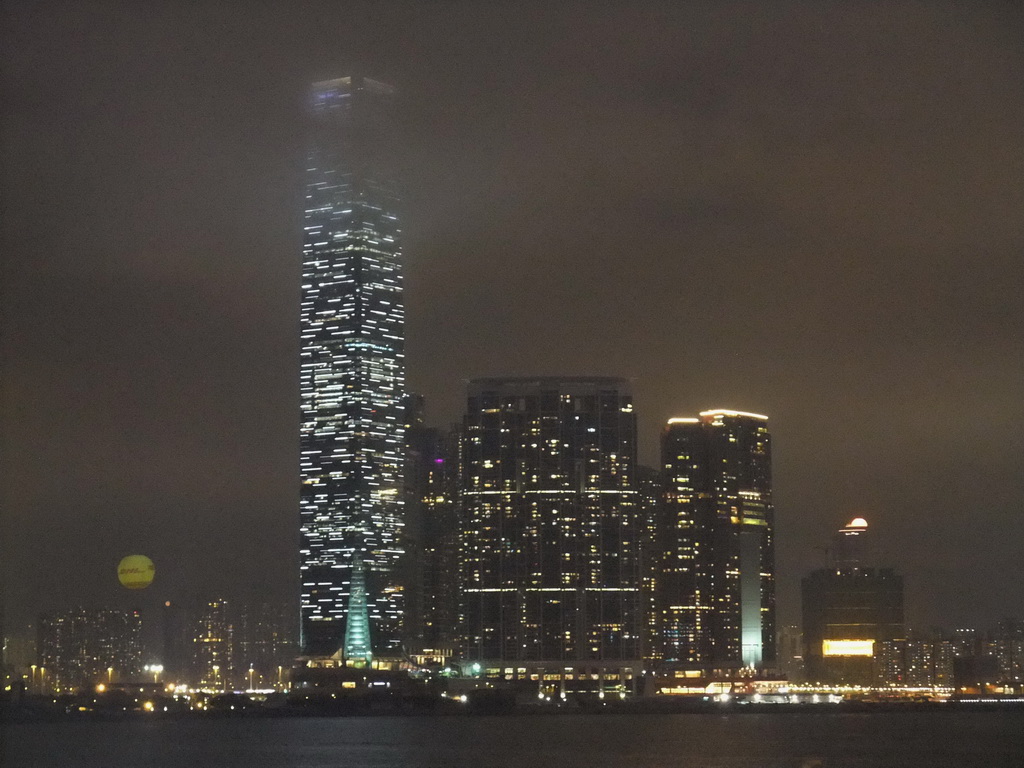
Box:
2;1;1022;635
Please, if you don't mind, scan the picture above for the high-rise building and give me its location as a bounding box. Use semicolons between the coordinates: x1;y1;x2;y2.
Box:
299;76;405;658
459;377;642;663
161;600;189;683
404;401;461;654
37;608;142;693
801;519;904;685
993;618;1024;688
191;598;233;690
802;567;904;685
875;629;965;688
417;435;461;652
875;636;939;687
400;394;429;651
634;463;663;661
654;410;775;669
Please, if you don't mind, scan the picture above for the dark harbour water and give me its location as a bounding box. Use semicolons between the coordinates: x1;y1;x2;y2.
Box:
3;712;1024;768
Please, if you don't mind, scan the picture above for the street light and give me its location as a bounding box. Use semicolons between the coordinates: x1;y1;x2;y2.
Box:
144;664;164;683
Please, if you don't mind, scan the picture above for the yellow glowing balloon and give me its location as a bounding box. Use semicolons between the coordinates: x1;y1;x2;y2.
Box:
117;555;155;590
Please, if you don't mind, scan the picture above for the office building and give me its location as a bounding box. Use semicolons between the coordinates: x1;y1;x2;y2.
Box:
404;402;461;654
801;519;904;685
37;608;142;693
459;377;642;664
653;410;775;669
299;76;406;658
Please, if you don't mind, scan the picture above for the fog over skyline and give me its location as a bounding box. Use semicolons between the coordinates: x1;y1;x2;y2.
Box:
2;1;1023;634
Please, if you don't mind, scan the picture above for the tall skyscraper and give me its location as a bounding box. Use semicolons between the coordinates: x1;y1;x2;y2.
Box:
802;517;904;685
403;399;461;653
801;567;904;685
459;377;642;663
654;409;775;668
299;76;405;658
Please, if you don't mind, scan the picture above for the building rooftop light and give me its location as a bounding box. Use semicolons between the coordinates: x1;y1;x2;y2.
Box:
699;409;769;420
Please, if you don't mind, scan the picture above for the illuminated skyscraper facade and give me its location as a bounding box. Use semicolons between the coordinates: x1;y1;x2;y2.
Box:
300;76;405;657
460;377;642;662
654;410;775;668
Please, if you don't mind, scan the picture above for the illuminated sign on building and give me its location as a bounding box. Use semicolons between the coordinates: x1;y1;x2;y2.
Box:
822;639;875;657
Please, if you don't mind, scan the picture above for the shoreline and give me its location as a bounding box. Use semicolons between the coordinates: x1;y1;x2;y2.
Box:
5;694;1024;723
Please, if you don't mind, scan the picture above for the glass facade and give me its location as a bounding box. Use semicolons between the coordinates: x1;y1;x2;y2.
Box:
299;76;405;656
655;410;775;668
460;377;642;663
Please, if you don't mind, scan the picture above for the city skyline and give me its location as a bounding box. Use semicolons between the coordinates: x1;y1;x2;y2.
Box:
2;2;1023;638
